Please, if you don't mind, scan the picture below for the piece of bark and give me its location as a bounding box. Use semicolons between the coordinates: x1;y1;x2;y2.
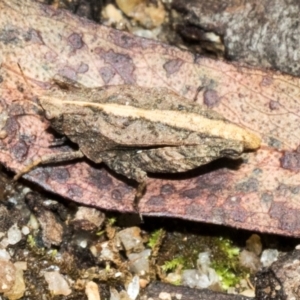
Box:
254;248;300;300
172;0;300;77
267;249;300;299
1;0;300;236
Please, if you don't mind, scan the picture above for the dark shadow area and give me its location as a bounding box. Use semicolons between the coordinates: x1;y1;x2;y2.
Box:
147;156;244;181
139;216;300;253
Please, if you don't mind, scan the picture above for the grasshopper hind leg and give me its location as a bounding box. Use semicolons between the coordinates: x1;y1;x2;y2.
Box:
133;181;147;211
123;166;147;211
106;157;148;211
13;150;84;181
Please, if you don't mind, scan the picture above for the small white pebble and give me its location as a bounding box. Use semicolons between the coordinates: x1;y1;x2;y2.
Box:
8;197;17;205
114;272;122;278
7;224;22;245
44;271;71;296
102;4;124;23
28;214;39;230
43;200;58;206
110;287;121;300
240;289;255;297
21;187;31;195
0;260;16;293
158;292;172;300
0;249;10;261
0;238;9;248
85;281;100;300
127;275;139;300
14;261;27;270
78;240;88;248
260;249;278;267
21;226;30;235
128;249;151;275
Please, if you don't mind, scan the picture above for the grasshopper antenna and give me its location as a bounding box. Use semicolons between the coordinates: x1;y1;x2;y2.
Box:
12;63;45;114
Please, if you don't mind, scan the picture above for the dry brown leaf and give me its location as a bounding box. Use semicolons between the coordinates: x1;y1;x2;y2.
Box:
1;0;300;236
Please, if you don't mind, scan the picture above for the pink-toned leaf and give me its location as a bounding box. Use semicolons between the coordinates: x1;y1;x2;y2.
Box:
1;0;299;236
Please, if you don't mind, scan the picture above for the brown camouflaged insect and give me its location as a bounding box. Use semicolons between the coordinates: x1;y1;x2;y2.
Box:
15;82;261;200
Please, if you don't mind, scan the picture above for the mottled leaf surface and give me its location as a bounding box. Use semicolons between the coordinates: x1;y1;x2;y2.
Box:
1;0;300;236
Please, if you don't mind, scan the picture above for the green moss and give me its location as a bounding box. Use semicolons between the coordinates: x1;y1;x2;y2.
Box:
217;237;240;259
27;235;36;248
96;230;105;236
148;228;165;250
156;232;249;291
210;237;248;290
172;278;182;286
161;256;185;272
107;217;116;226
27;235;46;256
48;249;58;257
